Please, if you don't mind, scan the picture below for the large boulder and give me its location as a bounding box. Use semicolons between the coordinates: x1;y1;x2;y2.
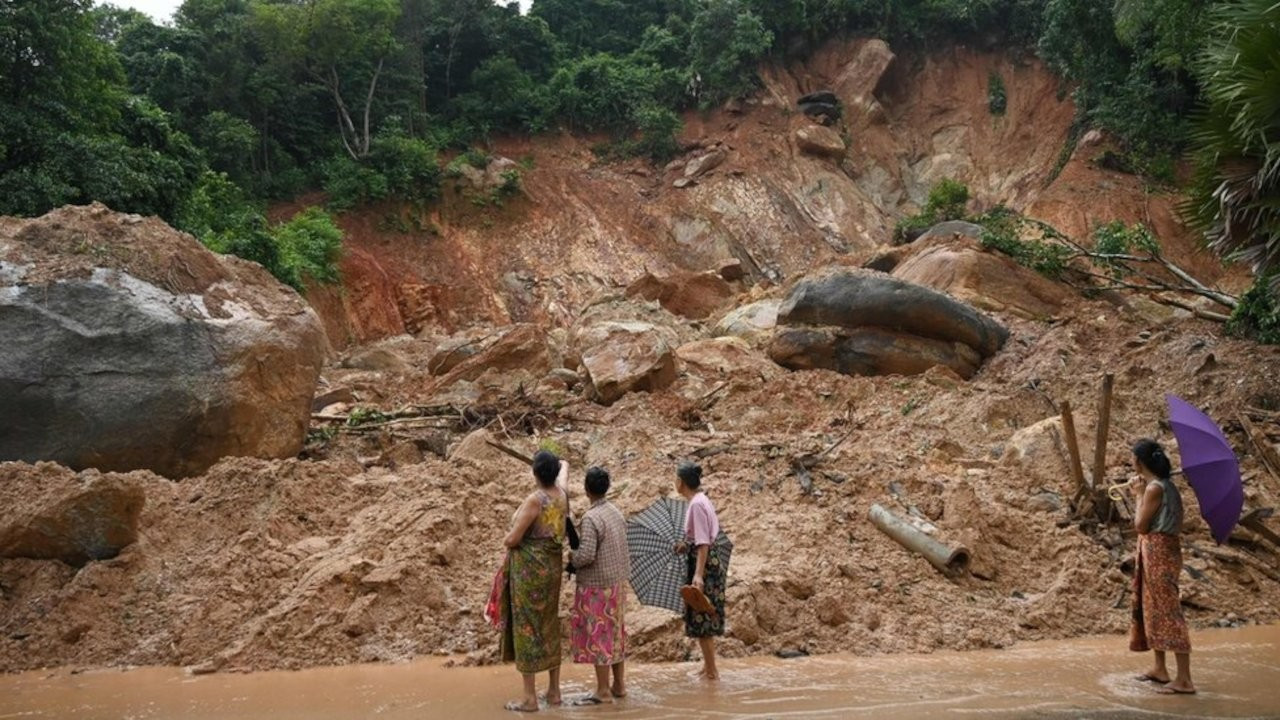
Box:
575;322;678;405
768;268;1008;379
892;223;1069;319
625;270;737;320
0;204;327;478
795;125;846;158
0;462;148;566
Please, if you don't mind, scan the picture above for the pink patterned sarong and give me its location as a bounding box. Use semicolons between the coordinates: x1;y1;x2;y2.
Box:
570;582;626;665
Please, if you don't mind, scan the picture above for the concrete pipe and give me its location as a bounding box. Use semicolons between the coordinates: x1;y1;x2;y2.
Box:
868;503;971;576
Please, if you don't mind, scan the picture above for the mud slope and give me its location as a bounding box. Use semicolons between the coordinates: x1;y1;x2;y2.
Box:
302;42;1194;348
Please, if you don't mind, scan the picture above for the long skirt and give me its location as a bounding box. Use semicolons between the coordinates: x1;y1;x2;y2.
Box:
570;582;627;665
684;545;726;638
1129;532;1191;654
500;538;563;673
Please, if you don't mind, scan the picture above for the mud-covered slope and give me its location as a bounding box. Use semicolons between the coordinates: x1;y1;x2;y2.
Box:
300;42;1145;348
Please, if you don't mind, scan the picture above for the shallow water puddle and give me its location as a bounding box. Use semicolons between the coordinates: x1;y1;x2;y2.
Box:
2;625;1279;719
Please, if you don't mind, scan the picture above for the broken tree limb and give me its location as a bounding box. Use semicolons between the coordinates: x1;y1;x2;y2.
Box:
1188;542;1280;584
1240;508;1280;550
1240;413;1280;487
485;440;534;466
868;503;971;576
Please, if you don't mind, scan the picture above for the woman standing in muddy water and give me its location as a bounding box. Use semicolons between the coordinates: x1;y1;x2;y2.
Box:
1128;438;1196;695
568;466;630;704
500;450;569;712
674;461;725;681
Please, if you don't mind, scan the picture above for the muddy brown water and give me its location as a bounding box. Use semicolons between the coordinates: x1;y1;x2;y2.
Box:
2;626;1278;719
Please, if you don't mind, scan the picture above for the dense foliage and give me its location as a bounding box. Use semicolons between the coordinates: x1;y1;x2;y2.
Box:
2;0;1277;313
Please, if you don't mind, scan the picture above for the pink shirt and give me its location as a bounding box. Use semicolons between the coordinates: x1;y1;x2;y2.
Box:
684;492;720;547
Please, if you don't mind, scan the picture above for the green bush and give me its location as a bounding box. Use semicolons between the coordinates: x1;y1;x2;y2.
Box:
988;71;1007;115
176;172;342;290
1226;274;1280;345
893;178;970;243
271;207;344;285
974;206;1072;279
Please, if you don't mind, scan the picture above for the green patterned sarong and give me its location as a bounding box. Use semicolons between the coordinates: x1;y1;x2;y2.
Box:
501;537;563;673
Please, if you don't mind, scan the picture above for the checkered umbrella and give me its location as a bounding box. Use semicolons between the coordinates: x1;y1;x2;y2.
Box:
627;497;733;614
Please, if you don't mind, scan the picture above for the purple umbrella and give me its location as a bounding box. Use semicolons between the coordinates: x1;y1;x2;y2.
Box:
1166;394;1244;544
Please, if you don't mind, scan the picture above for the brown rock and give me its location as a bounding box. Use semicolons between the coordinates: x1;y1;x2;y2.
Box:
0;463;147;566
341;346;411;373
311;386;356;412
684;148;727;179
893;224;1069;319
577;322;678;405
795;125;846;158
447;429;509;466
625;270;736;320
430;324;550;391
676;337;778;378
815;594;850;626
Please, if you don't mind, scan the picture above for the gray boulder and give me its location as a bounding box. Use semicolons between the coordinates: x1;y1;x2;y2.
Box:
768;268;1008;379
0;204;327;478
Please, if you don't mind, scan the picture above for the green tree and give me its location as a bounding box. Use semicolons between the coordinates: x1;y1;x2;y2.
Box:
252;0;401;160
688;0;773;106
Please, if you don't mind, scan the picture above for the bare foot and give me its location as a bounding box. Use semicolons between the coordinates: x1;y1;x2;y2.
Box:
505;700;538;712
540;692;562;707
572;694;612;706
610;684;627;698
1136;671;1170;683
1155;682;1197;695
697;667;719;681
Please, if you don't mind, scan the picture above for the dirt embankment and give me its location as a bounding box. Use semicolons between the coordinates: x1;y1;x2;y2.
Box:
3;40;1279;674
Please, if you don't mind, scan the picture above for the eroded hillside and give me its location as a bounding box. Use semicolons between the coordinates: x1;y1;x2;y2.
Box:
3;41;1279;674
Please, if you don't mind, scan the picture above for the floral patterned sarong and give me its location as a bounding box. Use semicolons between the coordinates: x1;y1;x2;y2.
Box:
500;537;563;673
571;582;626;665
684;545;726;638
1129;532;1191;654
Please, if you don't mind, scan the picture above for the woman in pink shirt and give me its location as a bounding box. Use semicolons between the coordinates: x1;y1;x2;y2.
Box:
675;461;724;680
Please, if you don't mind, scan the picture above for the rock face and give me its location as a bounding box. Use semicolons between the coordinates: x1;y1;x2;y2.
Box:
795;125;846;158
0;463;147;566
768;268;1008;379
833;40;895;120
892;223;1070;320
574;322;678;405
0;204;328;478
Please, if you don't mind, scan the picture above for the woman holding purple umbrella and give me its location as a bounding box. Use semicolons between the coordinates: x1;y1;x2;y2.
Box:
1128;438;1195;694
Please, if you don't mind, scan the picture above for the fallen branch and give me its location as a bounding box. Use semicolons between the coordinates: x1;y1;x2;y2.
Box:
485;440;534;466
1188;542;1280;584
